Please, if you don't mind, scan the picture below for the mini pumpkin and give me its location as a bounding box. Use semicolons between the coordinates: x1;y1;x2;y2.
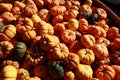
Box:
52;15;64;25
0;24;16;41
64;71;77;80
49;63;64;79
95;65;115;80
0;3;13;12
80;34;96;48
77;48;95;65
31;14;41;27
0;65;17;80
34;0;44;9
0;41;14;59
50;6;66;16
92;44;109;59
96;37;110;46
38;34;60;51
17;68;30;80
67;18;79;31
26;76;41;80
96;8;107;20
75;64;93;80
61;29;76;44
14;1;25;9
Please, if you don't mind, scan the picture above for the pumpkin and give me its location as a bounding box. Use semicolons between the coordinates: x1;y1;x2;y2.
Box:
16;17;34;34
52;15;64;25
95;65;115;80
111;65;120;80
14;42;27;61
68;40;83;53
64;71;77;80
87;25;106;38
65;53;80;69
85;0;92;6
75;64;93;80
78;18;89;33
26;76;41;80
47;43;69;61
49;63;64;79
22;29;36;42
77;48;95;65
92;44;109;59
31;14;41;27
80;34;96;48
67;18;79;31
11;7;21;17
107;27;119;41
17;68;30;80
111;38;120;49
0;65;17;80
34;0;44;9
0;3;13;12
37;22;54;36
38;34;60;51
54;23;66;36
79;4;92;16
33;64;48;78
96;8;107;20
50;6;66;16
38;9;51;22
0;60;19;69
64;9;79;21
14;1;25;9
24;0;38;17
96;37;110;46
0;41;14;59
0;12;16;23
0;24;16;41
61;29;76;44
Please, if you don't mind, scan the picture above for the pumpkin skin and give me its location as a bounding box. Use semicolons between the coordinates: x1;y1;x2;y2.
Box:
0;3;13;12
67;18;79;31
26;76;41;80
24;0;38;17
52;15;64;25
80;34;96;48
96;8;107;20
14;1;25;9
92;44;109;59
111;65;120;80
47;43;69;61
0;41;14;59
34;0;44;9
96;37;110;46
49;63;64;79
0;60;19;69
95;65;115;80
65;53;80;69
77;48;95;65
14;42;27;61
33;64;48;78
38;9;51;22
17;68;30;80
61;29;76;44
64;71;77;80
78;18;89;33
38;34;60;51
0;24;16;41
50;6;66;16
0;65;17;80
75;64;93;80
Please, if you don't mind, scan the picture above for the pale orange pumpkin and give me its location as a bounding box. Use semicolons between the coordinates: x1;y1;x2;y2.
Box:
64;71;77;80
0;3;13;12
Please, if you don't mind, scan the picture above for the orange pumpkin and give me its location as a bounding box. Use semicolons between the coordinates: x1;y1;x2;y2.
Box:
61;29;76;44
92;44;109;59
38;34;60;51
95;65;115;80
0;41;14;59
80;34;96;48
0;3;13;12
47;43;69;60
65;53;80;69
52;15;64;25
31;14;41;27
78;18;89;33
33;64;48;78
34;0;44;9
14;1;25;9
96;37;110;46
64;71;77;80
38;9;51;22
96;8;107;20
85;0;92;6
26;76;41;80
16;17;34;34
77;48;95;65
0;24;16;41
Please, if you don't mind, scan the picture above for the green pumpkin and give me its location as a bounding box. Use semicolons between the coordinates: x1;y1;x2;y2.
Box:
49;63;64;79
0;21;4;32
14;42;27;60
87;13;98;24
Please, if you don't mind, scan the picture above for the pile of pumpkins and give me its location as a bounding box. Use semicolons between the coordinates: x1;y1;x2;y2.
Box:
0;0;120;80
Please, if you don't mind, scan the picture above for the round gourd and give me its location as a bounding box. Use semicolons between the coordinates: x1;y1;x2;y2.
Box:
49;63;64;79
87;13;98;24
